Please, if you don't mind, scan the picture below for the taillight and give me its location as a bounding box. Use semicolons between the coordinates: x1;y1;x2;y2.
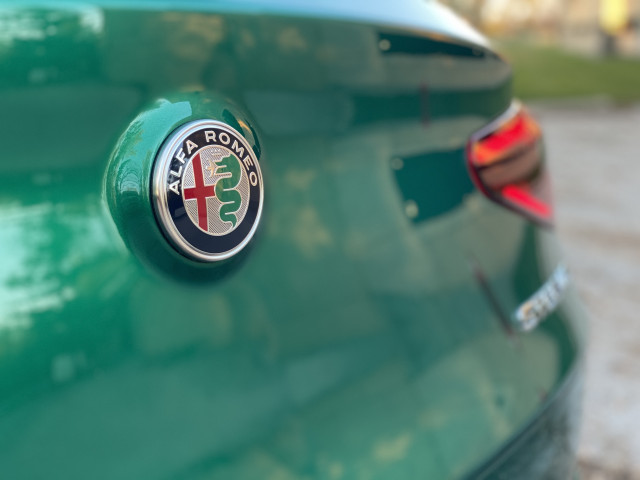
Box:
467;102;553;226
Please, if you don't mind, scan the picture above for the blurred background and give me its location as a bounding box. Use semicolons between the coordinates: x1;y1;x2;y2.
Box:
440;0;640;478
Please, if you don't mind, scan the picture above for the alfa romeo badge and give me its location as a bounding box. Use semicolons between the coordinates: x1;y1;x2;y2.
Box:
152;120;264;262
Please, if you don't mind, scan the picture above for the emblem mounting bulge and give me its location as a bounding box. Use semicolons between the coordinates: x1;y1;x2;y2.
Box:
152;120;264;262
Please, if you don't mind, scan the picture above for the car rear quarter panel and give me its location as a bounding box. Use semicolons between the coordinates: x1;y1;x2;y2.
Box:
0;2;584;479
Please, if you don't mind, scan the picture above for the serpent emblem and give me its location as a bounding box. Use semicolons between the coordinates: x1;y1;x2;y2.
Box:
214;154;242;228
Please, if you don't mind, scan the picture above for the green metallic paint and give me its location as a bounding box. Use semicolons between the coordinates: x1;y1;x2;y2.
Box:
0;2;584;479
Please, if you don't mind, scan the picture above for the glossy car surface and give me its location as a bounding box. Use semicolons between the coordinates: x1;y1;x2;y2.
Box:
0;1;585;478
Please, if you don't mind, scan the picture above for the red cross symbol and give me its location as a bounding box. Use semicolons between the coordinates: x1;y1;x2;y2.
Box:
183;152;215;231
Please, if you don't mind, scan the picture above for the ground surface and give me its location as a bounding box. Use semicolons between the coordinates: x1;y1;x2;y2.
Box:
532;102;640;479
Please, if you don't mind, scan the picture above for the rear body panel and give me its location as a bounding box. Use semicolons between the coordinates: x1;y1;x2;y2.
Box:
0;2;584;478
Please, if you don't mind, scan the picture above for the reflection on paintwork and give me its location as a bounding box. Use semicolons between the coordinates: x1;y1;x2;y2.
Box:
0;5;581;480
0;6;102;87
0;6;102;44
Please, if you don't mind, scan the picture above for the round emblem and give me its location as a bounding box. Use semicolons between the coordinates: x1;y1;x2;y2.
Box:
152;120;264;262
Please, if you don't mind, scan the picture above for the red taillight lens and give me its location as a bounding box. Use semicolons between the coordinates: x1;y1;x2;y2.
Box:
467;102;553;226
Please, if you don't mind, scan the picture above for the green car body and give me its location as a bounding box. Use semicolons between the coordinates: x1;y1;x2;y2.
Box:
0;1;585;478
